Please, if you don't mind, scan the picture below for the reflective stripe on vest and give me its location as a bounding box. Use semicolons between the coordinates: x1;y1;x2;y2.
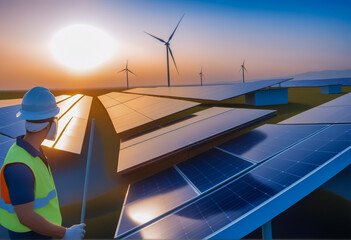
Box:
0;189;56;214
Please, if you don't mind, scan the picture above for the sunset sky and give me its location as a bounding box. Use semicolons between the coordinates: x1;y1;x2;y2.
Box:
0;0;350;90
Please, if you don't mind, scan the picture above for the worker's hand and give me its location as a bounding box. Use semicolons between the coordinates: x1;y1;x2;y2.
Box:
63;223;86;239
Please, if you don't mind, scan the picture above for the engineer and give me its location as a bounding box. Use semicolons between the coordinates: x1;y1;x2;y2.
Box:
0;87;85;239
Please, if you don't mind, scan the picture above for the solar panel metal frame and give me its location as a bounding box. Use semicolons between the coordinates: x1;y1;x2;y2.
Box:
121;124;351;239
277;78;351;88
124;78;291;101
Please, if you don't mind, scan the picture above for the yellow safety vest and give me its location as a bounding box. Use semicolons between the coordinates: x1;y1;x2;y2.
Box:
0;143;62;232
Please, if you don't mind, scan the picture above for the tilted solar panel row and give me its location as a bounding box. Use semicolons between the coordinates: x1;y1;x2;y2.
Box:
122;124;351;239
281;92;351;124
98;92;200;135
118;107;276;173
124;78;291;101
115;124;328;238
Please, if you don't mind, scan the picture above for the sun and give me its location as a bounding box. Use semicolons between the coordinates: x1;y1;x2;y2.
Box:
50;24;115;72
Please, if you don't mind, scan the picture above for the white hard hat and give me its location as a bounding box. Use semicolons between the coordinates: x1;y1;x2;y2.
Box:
16;87;60;121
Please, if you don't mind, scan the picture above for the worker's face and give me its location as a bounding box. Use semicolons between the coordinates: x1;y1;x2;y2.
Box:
46;117;58;140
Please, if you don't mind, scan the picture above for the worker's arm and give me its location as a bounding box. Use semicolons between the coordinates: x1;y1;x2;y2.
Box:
14;202;66;238
4;163;85;239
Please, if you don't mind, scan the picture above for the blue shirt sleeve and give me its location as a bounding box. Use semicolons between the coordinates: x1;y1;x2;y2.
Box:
3;163;35;205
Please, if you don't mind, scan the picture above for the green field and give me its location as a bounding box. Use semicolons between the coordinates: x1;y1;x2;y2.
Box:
1;86;350;238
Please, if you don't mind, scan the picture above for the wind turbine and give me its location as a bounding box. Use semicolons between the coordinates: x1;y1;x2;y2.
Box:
199;66;205;86
145;14;184;87
240;60;248;83
118;60;136;89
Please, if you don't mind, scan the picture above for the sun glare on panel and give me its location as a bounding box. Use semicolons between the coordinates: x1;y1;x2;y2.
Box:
50;24;116;72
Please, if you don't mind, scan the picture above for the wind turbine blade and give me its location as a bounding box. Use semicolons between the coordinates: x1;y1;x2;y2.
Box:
168;47;178;74
243;59;245;65
168;14;184;42
118;69;126;73
144;31;166;43
239;67;242;72
126;60;128;68
128;69;136;76
244;67;248;72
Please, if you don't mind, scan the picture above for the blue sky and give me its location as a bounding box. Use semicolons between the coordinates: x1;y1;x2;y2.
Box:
0;0;350;89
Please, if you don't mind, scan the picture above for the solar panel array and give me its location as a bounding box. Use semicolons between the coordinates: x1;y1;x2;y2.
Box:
117;124;351;239
98;92;200;135
280;92;351;124
124;78;291;101
118;107;276;173
0;94;92;154
277;78;351;88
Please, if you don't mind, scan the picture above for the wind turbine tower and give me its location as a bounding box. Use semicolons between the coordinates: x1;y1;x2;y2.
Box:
145;15;184;87
199;66;204;86
240;60;248;83
118;60;136;89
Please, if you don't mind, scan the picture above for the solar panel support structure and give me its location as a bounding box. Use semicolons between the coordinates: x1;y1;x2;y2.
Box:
245;88;288;106
81;118;95;224
262;221;272;240
320;85;342;94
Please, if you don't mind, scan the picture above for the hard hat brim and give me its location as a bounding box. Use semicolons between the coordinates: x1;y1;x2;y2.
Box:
16;106;60;121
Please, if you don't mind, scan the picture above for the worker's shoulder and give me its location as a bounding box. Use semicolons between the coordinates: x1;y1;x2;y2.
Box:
5;143;34;163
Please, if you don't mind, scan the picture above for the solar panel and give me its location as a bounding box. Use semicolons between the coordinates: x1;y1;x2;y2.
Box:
98;95;119;108
54;117;88;154
54;95;71;103
120;108;238;149
176;148;253;193
123;124;351;239
0;105;21;127
107;92;143;103
281;92;351;124
0;135;15;167
277;78;351;88
116;167;199;237
217;124;327;162
50;96;93;154
118;107;276;173
124;78;291;101
123;96;199;120
99;92;200;135
0;121;26;138
281;105;351;124
319;92;351;107
56;94;84;119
